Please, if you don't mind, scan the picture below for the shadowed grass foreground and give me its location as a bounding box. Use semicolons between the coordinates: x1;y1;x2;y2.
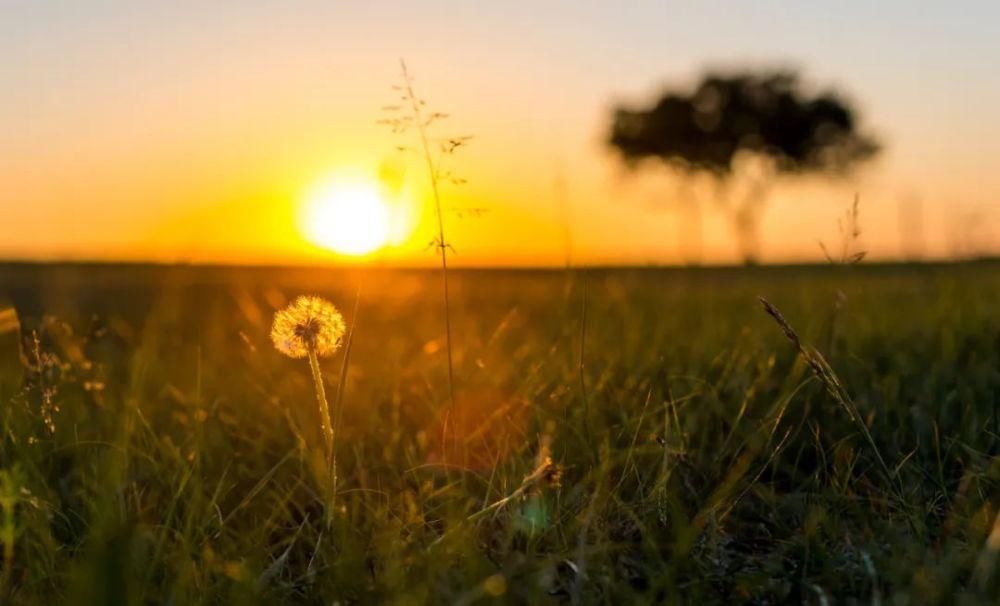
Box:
1;262;1000;604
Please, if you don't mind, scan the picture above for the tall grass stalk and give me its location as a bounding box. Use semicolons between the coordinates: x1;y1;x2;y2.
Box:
0;468;19;598
330;287;361;496
578;273;595;459
394;60;459;450
306;344;334;468
759;297;903;501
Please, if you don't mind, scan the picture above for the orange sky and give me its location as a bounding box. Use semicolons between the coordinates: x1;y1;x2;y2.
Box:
2;2;999;266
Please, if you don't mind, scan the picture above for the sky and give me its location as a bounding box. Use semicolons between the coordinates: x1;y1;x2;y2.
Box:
2;0;999;266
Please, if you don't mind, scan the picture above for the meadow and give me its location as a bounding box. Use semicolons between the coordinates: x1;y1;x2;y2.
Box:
1;261;999;604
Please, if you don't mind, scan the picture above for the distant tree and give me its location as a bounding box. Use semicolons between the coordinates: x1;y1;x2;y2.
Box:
608;70;880;263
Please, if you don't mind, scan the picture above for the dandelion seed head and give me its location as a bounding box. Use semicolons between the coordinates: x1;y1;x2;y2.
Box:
270;296;345;358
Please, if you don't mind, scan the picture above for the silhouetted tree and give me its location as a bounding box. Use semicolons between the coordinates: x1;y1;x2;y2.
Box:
609;70;879;263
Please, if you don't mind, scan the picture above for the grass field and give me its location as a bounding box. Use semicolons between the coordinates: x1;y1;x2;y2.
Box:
1;261;1000;604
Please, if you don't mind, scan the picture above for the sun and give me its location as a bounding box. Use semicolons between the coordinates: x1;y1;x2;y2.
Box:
300;181;394;256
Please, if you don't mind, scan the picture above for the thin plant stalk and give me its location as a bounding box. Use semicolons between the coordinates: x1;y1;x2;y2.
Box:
332;288;360;444
553;165;573;270
330;287;361;495
399;60;458;442
759;297;903;501
0;470;17;599
306;344;334;470
578;274;596;461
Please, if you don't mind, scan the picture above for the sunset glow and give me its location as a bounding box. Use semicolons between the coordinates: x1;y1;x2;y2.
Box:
299;180;399;256
1;2;999;265
6;4;1000;602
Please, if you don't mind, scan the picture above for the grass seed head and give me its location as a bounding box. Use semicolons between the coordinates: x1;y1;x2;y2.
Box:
271;296;345;359
539;456;563;489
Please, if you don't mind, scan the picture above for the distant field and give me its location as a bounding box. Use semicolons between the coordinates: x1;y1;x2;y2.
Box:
1;262;999;604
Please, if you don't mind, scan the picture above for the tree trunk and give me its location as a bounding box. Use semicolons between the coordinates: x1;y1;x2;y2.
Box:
731;180;770;265
674;181;703;265
733;203;761;265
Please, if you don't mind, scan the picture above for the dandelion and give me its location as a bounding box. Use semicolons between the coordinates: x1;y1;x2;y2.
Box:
271;296;345;359
271;296;345;468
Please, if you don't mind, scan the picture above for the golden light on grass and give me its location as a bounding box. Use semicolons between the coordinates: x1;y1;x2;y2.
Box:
299;177;411;257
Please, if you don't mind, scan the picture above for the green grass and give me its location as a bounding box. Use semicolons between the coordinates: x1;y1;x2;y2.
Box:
2;262;1000;604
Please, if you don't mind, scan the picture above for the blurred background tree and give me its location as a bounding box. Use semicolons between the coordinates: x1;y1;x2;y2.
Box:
609;69;880;263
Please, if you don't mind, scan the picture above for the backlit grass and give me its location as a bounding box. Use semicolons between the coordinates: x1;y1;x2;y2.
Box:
1;262;999;604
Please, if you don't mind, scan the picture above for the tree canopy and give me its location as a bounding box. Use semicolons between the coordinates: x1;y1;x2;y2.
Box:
609;70;879;176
